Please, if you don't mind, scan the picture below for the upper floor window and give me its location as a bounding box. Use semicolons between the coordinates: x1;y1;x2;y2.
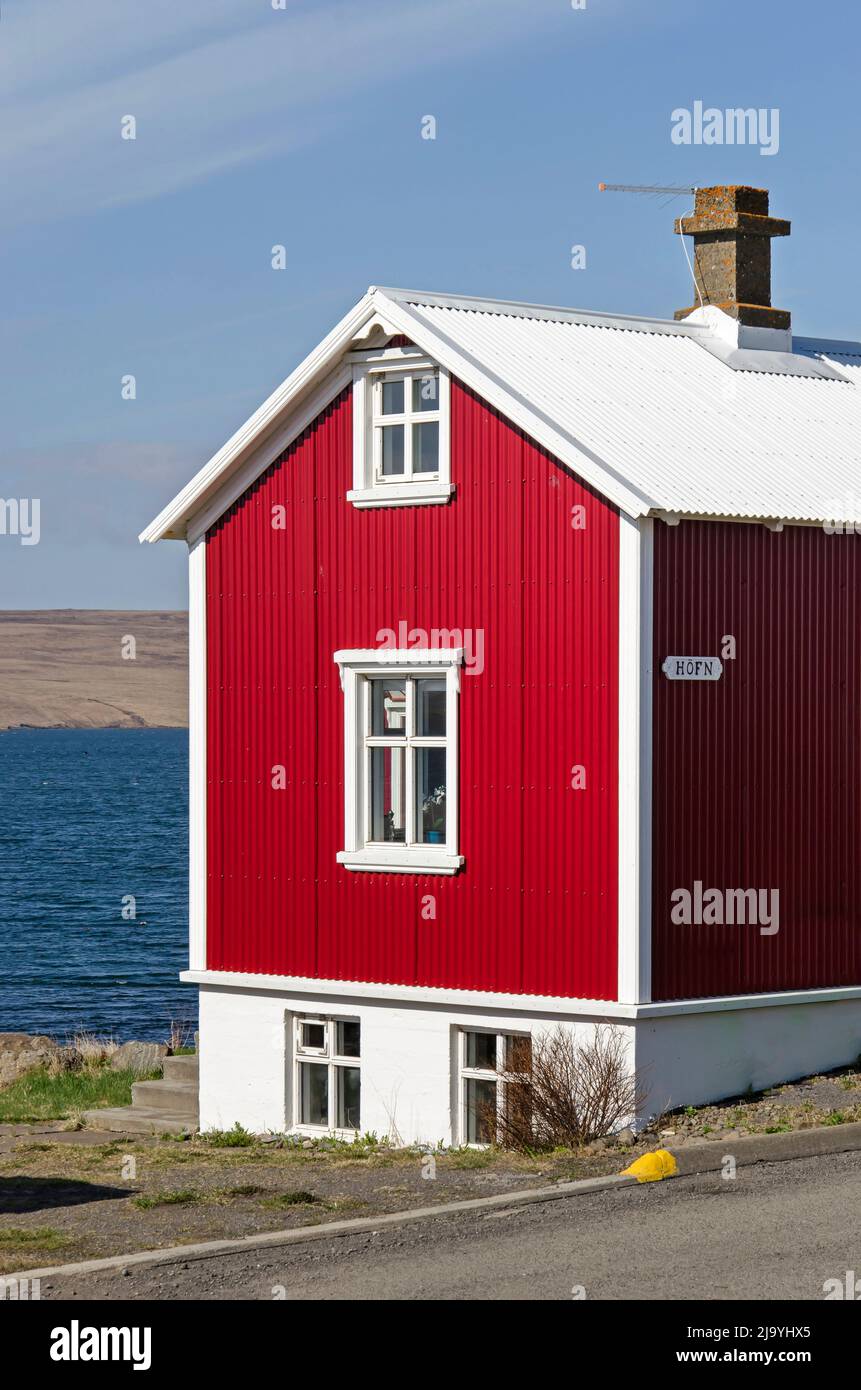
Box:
334;648;463;874
348;354;452;508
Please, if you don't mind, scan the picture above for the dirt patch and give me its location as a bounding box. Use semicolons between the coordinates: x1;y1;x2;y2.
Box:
1;1060;859;1274
0;1136;621;1273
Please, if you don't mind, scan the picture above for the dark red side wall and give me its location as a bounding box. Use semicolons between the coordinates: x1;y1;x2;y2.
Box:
652;520;861;1000
206;380;620;999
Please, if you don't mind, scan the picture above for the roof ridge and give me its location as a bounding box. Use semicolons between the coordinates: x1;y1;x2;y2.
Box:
375;287;695;336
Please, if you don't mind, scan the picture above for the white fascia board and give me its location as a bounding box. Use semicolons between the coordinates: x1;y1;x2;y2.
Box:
139;292;377;543
182;969;639;1018
186;362;352;544
372;292;654;519
181;969;861;1020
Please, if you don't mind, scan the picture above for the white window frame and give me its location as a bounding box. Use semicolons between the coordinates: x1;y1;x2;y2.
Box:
292;1015;362;1136
459;1028;531;1146
334;648;464;874
348;350;453;508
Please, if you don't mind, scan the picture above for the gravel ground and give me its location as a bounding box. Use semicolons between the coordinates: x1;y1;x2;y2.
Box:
1;1060;859;1276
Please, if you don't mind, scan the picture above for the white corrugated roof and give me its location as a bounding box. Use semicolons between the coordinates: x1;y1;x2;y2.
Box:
382;289;861;526
141;287;861;541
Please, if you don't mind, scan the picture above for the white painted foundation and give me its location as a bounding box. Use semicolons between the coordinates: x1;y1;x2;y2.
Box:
192;976;861;1142
195;983;623;1143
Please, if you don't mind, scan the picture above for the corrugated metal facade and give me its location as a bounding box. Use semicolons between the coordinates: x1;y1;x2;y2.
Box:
206;380;620;999
652;519;861;1000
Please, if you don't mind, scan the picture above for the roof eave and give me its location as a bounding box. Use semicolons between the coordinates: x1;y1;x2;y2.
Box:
139;290;380;543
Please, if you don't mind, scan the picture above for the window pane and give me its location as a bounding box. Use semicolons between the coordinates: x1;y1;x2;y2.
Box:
415;678;446;737
336;1020;361;1058
371;745;406;842
336;1066;361;1130
466;1077;497;1144
380;424;404;475
412;374;439;412
371;679;406;736
465;1031;497;1071
299;1062;328;1126
381;379;404;414
412;421;439;474
416;746;446;844
505;1035;532;1074
300;1021;325;1052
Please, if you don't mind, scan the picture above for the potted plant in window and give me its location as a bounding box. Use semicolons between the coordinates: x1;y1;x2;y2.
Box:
422;786;446;844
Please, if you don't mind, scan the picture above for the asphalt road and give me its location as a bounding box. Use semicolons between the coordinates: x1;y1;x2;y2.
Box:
38;1150;861;1301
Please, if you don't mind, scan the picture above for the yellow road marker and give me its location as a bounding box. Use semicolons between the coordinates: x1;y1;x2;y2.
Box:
621;1149;678;1182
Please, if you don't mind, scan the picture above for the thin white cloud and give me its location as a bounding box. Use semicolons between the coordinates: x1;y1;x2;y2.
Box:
1;0;557;228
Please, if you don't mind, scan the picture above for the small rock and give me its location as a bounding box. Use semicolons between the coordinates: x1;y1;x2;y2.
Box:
301;1139;314;1149
616;1127;636;1146
110;1041;169;1076
659;1128;676;1137
0;1033;59;1086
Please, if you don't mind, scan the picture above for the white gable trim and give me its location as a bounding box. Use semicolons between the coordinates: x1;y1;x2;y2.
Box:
140;286;658;544
140;292;377;542
186;362;352;543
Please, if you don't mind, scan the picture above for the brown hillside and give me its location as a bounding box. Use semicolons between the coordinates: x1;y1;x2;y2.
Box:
0;611;187;730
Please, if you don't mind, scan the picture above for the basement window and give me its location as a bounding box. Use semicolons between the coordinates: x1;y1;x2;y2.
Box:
294;1017;361;1133
460;1030;532;1145
348;356;452;508
334;648;464;874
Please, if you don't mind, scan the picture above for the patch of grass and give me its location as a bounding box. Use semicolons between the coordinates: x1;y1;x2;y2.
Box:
0;1226;71;1253
0;1064;159;1123
764;1124;791;1133
132;1189;200;1210
445;1147;498;1169
259;1190;320;1209
823;1112;848;1126
202;1123;256;1148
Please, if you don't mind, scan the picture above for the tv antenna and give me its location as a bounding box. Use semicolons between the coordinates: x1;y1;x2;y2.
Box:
598;182;696;197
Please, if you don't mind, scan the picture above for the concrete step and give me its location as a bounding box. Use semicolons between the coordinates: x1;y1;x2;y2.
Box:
83;1106;195;1136
162;1054;199;1082
131;1079;199;1120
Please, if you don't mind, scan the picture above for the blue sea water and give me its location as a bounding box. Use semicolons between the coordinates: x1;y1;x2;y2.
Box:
0;728;194;1042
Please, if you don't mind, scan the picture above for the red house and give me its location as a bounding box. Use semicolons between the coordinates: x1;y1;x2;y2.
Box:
143;187;861;1141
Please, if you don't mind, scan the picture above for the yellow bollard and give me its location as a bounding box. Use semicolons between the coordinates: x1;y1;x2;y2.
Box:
620;1149;678;1182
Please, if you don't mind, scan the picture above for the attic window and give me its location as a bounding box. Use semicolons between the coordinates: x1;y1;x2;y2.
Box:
348;353;453;508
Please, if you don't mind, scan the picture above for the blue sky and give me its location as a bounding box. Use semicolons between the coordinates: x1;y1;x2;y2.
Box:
2;0;858;608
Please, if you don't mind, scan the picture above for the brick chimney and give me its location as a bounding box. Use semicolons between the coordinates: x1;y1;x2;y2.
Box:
674;186;790;330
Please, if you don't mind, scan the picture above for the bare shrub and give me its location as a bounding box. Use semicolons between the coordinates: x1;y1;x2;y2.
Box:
479;1025;647;1151
166;1020;194;1053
